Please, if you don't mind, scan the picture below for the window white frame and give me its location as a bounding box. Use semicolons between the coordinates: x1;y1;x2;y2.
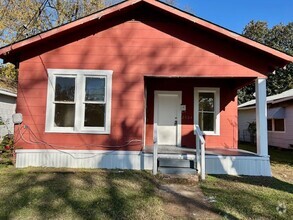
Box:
194;87;220;135
46;69;112;134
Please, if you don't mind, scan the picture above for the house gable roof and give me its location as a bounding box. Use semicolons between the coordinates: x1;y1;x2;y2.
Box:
0;0;292;66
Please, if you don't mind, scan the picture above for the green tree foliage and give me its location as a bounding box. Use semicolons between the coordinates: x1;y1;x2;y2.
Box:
238;21;293;104
0;63;17;81
0;63;17;91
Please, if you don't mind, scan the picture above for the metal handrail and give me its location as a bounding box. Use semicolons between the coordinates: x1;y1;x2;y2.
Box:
195;125;205;144
152;123;205;179
195;124;206;180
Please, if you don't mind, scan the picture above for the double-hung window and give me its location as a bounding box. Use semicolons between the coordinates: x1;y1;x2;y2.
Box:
194;87;220;135
46;69;112;134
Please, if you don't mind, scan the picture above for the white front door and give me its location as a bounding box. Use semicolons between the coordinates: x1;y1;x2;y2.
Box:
154;91;181;146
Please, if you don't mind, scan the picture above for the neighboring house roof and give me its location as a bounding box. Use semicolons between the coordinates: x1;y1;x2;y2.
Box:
238;89;293;109
0;79;17;97
0;0;292;66
0;88;17;97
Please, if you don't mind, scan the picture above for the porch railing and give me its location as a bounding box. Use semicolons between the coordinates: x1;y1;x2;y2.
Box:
153;123;158;175
195;124;206;180
152;124;206;180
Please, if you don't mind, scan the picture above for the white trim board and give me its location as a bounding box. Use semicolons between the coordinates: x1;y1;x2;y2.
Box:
45;69;113;134
194;87;220;136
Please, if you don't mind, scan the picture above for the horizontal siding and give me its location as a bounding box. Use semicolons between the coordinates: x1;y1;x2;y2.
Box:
37;54;231;66
0;94;16;137
239;106;293;148
284;106;293;148
238;109;256;142
16;149;153;170
50;44;217;57
16;18;265;151
16;97;46;107
15;149;271;176
145;78;238;148
206;155;271;176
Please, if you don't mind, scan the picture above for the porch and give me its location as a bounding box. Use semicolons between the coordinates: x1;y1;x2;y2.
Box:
143;76;271;177
143;145;258;156
142;145;270;176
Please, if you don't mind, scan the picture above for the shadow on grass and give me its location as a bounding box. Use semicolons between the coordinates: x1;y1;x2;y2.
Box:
0;169;163;219
104;170;159;219
157;182;236;219
209;174;293;194
201;174;293;220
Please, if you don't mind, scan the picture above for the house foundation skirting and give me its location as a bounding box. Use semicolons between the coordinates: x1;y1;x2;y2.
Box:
15;149;153;170
205;155;271;176
15;150;271;176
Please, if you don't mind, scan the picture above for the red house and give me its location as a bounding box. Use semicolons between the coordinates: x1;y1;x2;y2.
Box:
0;0;292;176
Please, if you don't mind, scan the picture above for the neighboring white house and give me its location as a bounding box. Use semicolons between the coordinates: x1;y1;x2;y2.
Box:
0;87;17;139
238;89;293;149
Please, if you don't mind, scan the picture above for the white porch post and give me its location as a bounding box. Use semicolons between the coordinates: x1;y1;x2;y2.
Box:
255;78;268;156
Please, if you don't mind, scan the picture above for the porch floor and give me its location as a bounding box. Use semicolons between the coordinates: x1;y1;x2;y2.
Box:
143;145;259;156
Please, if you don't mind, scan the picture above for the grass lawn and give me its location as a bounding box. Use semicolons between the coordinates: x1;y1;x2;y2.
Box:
200;143;293;219
0;168;164;219
0;144;292;219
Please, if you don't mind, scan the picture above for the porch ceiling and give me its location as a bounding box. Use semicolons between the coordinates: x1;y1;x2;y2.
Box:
145;76;255;90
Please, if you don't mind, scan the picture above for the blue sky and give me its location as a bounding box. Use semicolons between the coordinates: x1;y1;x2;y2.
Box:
176;0;293;33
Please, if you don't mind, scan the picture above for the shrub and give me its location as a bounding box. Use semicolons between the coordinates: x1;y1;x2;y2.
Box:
247;121;256;144
0;134;15;165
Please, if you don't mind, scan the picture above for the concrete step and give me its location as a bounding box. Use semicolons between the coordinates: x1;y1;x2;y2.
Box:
158;167;197;175
159;158;194;168
157;154;196;160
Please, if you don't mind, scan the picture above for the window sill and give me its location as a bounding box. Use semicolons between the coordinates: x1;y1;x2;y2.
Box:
268;131;285;133
45;129;110;135
202;131;220;136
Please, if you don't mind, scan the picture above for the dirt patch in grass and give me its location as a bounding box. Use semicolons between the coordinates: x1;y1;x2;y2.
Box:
158;183;221;219
271;163;293;184
156;174;220;219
